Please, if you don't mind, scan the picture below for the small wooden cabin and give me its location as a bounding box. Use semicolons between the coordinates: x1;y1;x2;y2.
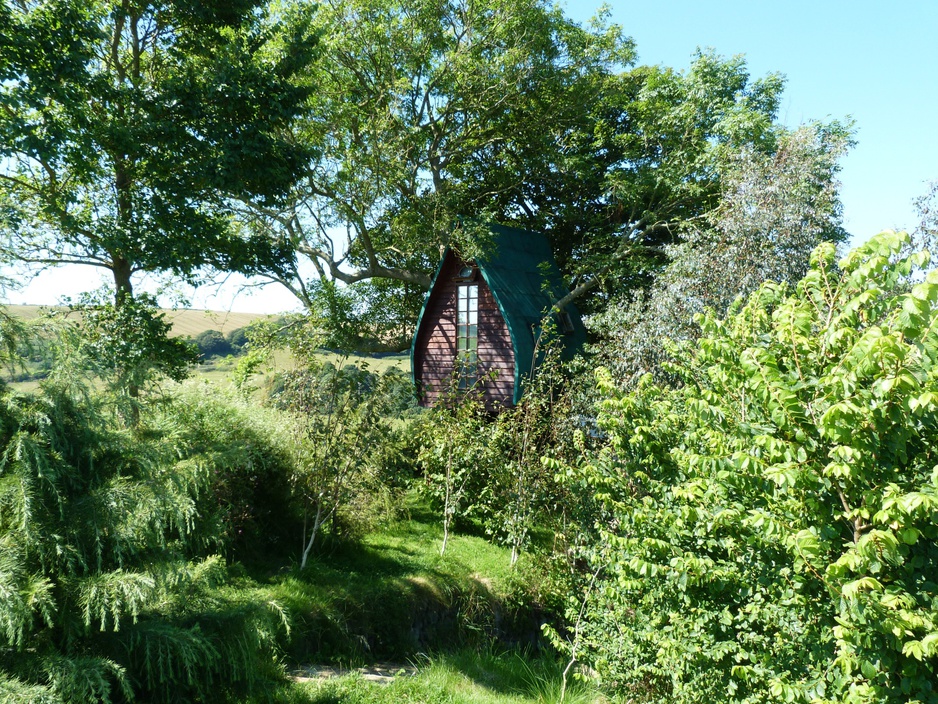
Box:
411;223;586;408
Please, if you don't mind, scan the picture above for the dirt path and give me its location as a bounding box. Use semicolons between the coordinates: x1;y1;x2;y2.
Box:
291;664;418;685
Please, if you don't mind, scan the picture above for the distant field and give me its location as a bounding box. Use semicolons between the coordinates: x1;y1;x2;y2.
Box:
4;304;271;338
4;304;410;395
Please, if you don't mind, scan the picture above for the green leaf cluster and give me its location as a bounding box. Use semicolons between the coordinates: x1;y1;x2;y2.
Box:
0;380;289;702
276;351;411;565
567;231;938;703
0;0;317;297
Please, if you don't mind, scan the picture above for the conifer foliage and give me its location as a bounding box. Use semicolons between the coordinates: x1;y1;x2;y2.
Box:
0;381;285;702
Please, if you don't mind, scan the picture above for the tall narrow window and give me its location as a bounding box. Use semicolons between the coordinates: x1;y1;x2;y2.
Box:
456;284;478;389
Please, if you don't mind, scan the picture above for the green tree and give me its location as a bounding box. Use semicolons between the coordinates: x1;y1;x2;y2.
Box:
554;231;938;702
241;316;404;567
472;342;575;567
0;0;317;303
287;359;399;567
242;0;629;289
418;393;494;556
194;328;233;359
547;50;788;311
75;292;195;382
240;0;793;327
913;179;938;254
0;379;288;702
225;326;248;353
592;122;852;386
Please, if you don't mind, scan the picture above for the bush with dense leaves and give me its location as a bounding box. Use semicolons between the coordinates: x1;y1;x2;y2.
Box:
194;329;233;359
0;380;288;703
277;359;413;567
552;232;938;703
153;383;302;564
226;326;249;353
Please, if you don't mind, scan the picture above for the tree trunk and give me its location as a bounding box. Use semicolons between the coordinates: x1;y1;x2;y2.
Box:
111;253;140;424
112;255;134;305
112;146;134;305
300;502;324;570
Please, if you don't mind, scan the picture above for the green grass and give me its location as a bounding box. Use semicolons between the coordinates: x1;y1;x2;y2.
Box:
6;347;411;394
314;350;410;374
263;496;533;665
254;648;609;704
228;492;584;702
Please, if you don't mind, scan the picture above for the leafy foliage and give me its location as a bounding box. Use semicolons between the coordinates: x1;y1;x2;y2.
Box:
592;123;852;387
913;180;938;255
472;347;578;566
554;231;938;702
73;292;196;390
0;0;316;298
418;394;494;556
153;383;301;564
245;316;415;566
193;328;234;359
417;345;581;565
225;326;249;353
0;379;288;702
244;0;798;327
285;360;409;567
242;0;631;304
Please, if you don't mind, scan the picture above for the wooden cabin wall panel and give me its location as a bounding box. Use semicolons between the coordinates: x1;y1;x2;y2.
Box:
475;278;515;407
415;254;517;408
414;255;459;402
417;375;514;408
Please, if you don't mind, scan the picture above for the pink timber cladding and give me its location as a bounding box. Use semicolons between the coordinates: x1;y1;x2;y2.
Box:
413;254;515;407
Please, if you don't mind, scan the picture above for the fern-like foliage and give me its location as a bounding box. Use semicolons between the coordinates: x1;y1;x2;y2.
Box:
0;378;288;702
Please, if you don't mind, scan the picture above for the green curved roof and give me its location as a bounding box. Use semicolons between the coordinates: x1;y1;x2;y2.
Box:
412;222;586;405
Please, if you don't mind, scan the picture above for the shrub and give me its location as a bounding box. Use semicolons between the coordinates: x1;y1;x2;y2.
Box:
71;292;196;390
152;383;302;564
279;359;409;567
194;328;233;359
226;326;249;352
553;232;938;702
0;380;287;702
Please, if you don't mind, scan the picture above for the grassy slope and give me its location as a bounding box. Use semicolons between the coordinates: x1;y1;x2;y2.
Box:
268;498;524;664
250;497;604;704
5;303;269;337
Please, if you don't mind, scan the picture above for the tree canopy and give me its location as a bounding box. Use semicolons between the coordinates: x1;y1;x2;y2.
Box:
592;122;852;386
0;0;318;302
239;0;803;333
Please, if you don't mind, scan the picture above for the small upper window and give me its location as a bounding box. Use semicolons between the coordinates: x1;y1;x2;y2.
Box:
455;264;476;282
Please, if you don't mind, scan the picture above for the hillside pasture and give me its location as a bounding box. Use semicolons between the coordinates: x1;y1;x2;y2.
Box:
5;304;270;338
4;305;411;395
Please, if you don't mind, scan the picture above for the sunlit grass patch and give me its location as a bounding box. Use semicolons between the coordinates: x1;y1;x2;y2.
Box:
265;648;608;704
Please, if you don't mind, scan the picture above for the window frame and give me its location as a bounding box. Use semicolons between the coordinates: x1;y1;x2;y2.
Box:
456;283;479;390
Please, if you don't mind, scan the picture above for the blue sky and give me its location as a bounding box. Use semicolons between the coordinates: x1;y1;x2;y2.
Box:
562;0;938;243
8;0;938;312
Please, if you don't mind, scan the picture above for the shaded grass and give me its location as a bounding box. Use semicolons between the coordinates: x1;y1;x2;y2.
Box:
265;495;529;664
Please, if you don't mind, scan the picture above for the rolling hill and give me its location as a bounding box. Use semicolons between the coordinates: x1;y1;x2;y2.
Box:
5;304;271;338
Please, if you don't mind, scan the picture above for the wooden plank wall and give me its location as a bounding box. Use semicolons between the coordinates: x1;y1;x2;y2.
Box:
414;254;515;408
